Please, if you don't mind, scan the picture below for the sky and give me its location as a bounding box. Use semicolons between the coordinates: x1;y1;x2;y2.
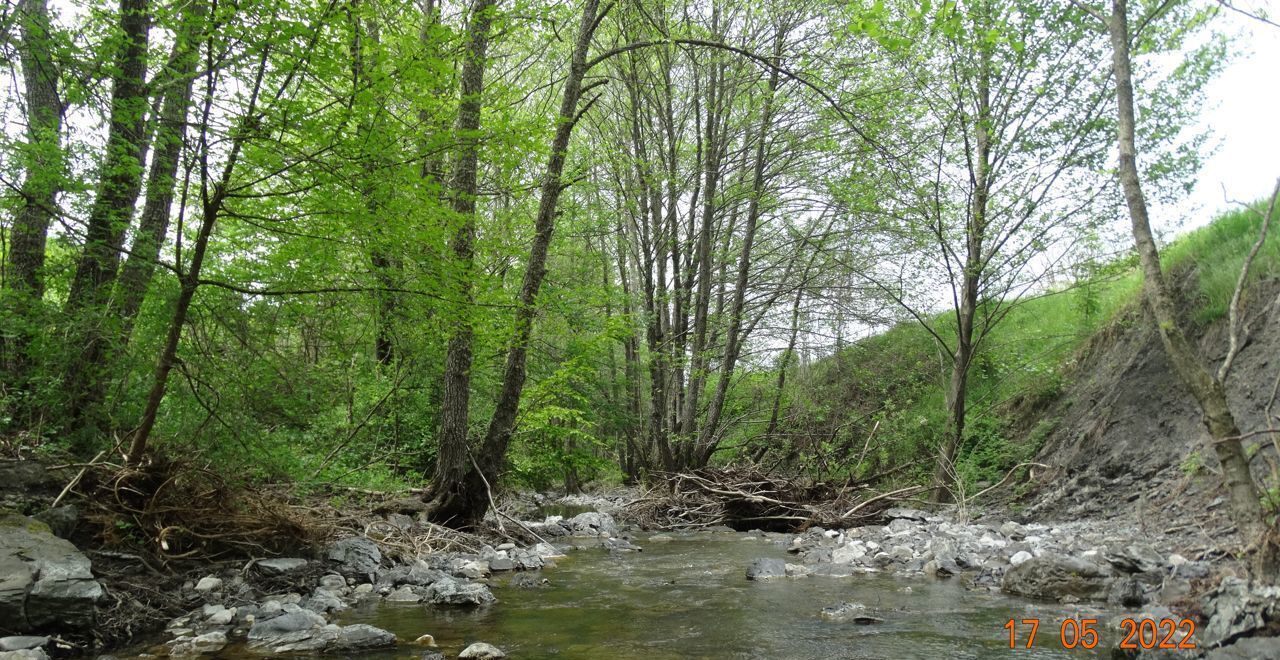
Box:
1180;1;1280;229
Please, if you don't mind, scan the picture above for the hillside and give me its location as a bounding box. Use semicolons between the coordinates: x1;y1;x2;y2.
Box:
775;202;1280;523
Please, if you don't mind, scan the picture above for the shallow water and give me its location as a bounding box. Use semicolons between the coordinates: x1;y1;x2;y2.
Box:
339;531;1117;659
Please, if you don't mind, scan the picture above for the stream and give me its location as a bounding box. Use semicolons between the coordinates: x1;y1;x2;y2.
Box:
334;531;1115;659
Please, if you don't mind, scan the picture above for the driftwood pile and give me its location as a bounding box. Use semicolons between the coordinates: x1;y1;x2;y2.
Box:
623;467;928;532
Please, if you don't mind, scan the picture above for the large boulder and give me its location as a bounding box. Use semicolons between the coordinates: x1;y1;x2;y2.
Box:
0;514;103;635
325;537;382;578
1001;554;1113;602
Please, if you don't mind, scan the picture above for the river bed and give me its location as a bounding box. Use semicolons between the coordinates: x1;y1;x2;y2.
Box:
337;531;1114;659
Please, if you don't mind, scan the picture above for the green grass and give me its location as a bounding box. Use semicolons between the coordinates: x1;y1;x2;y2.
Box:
798;199;1278;492
1160;201;1280;322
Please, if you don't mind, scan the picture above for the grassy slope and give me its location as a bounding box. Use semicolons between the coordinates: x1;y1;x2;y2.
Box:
800;201;1278;492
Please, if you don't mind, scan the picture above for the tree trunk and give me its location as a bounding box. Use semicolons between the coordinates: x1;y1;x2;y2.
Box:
423;0;498;526
459;0;602;527
933;11;992;503
114;0;203;340
3;0;64;385
1106;0;1267;546
127;56;267;464
695;32;784;465
62;0;152;448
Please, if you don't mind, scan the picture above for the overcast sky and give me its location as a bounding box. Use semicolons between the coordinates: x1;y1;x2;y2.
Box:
1180;1;1280;229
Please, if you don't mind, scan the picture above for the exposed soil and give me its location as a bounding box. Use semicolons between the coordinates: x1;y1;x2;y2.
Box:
1017;274;1280;565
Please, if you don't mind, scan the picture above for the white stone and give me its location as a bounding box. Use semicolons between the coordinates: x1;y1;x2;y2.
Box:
1010;550;1033;566
193;576;222;592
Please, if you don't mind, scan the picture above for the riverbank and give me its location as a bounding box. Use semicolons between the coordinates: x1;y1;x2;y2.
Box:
2;456;1278;660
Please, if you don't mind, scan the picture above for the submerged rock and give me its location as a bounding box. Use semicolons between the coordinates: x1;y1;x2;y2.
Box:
745;558;787;580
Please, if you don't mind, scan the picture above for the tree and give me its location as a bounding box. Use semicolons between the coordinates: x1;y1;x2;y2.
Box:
843;0;1113;501
2;0;65;398
1091;0;1274;567
422;0;501;524
62;0;153;446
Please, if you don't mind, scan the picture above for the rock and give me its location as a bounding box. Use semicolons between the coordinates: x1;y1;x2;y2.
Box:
0;513;103;633
745;558;787;580
1001;554;1113;602
1000;521;1028;540
331;624;396;651
883;508;929;521
1102;543;1163;574
886;519;915;534
256;558;308;575
193;576;222;593
386;586;423;603
531;542;566;559
1009;551;1033;567
785;563;812;577
1206;637;1280;659
32;506;78;540
488;556;515;571
0;639;47;653
604;537;641;553
648;535;674;542
1202;577;1280;647
247;621;395;654
420;652;446;660
205;605;235;626
452;560;489;580
459;642;506;659
566;512;618;537
511;574;550;589
318;574;347;590
424;577;495;606
1107;577;1146;607
304;589;346;613
382;560;445;587
0;461;57;494
820;601;884;624
326;537;382;578
513;551;544;571
413;634;437;646
248;609;327;636
831;543;866;565
0;650;48;660
496;543;516;551
169;631;228;656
